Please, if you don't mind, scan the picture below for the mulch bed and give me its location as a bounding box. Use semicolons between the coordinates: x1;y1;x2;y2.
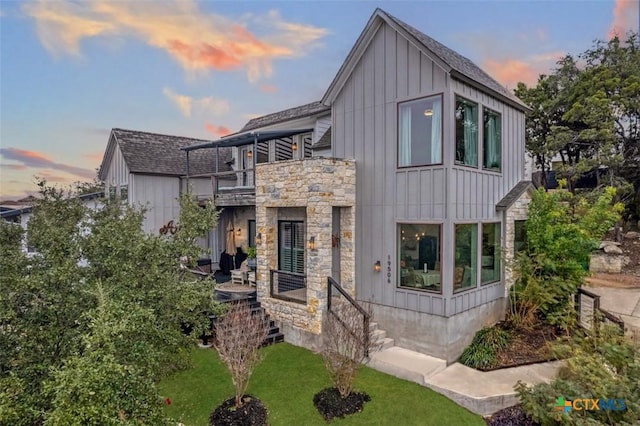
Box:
485;405;539;426
491;321;565;370
210;395;268;426
313;387;371;421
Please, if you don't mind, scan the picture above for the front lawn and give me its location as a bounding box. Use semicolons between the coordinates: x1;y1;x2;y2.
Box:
159;343;483;426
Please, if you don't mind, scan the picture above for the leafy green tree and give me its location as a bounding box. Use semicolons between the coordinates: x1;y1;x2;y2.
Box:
515;34;640;220
509;187;623;329
0;183;221;424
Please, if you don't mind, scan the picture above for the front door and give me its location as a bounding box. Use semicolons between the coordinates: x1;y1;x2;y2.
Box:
240;147;254;187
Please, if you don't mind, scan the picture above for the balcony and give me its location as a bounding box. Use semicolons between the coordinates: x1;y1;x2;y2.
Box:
183;128;314;207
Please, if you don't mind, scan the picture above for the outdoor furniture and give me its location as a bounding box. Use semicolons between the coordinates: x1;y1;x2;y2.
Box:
231;270;246;286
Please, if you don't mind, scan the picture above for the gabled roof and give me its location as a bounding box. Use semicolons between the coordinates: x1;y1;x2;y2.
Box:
240;101;330;132
98;129;232;179
312;127;332;150
322;8;528;111
496;181;535;211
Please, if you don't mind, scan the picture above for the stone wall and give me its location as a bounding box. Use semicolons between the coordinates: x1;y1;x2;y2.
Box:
503;189;532;297
254;158;356;347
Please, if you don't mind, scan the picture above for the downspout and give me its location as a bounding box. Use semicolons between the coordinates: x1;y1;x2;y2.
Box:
184;150;190;195
215;145;220;194
253;133;258;185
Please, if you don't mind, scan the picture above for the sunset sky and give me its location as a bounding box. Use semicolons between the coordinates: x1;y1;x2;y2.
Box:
1;0;638;199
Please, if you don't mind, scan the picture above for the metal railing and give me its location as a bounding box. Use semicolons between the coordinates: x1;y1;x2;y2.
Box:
211;169;255;194
270;270;307;304
576;287;625;333
327;277;371;356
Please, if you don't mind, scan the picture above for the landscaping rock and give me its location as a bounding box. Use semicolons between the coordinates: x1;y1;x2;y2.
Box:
599;241;621;249
603;245;624;255
590;253;630;273
624;231;640;240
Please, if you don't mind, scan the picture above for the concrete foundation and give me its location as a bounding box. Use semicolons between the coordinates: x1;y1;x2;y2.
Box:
367;298;506;364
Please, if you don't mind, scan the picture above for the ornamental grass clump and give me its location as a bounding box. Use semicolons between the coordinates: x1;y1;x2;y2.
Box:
459;326;511;370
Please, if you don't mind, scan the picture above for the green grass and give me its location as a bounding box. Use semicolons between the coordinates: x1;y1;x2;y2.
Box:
159;343;484;426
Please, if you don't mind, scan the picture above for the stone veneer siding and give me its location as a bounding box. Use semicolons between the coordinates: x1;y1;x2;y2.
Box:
254;158;356;349
503;190;532;297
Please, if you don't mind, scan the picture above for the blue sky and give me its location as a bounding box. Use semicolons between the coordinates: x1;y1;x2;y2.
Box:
1;0;638;199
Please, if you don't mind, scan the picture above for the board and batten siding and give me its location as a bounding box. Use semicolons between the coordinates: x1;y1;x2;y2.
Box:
332;22;450;315
314;114;331;143
331;21;525;317
130;174;181;235
104;144;130;198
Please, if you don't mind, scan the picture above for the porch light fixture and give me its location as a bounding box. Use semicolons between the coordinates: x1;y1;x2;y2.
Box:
374;260;381;272
236;227;241;236
256;232;262;245
247;150;253;158
307;236;316;250
292;141;298;151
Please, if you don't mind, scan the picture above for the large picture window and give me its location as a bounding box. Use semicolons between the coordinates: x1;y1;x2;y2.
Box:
455;97;478;167
481;223;501;284
398;224;441;293
483;108;502;171
398;95;443;167
454;224;478;291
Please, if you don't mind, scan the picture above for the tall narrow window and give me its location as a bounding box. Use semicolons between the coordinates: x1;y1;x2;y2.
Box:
454;224;478;291
483;108;502;171
278;221;304;274
398;94;443;167
455;97;478;167
397;224;441;293
248;220;256;246
514;220;527;253
119;185;128;201
481;223;501;284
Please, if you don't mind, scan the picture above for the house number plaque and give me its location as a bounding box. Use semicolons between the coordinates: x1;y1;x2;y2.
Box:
387;254;391;283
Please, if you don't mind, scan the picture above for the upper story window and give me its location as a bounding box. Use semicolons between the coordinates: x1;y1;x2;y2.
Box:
398;95;443;167
455;97;478;167
483;108;502;171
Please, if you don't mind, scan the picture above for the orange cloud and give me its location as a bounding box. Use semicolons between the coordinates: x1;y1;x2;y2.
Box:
205;123;232;137
0;147;95;179
163;88;229;117
259;84;278;94
609;0;639;39
83;152;104;164
482;51;564;89
23;1;328;82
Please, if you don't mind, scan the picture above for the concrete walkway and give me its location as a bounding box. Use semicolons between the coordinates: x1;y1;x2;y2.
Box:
367;348;562;416
583;284;640;339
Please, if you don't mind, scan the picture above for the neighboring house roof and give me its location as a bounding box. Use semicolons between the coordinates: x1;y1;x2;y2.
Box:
312;127;332;150
98;129;232;180
496;181;535;211
322;8;528;111
0;191;104;220
240;101;330;132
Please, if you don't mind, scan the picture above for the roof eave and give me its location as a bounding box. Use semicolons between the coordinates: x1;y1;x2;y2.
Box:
451;71;531;112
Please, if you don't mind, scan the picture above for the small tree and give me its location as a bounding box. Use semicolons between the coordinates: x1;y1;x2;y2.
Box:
214;300;269;408
322;300;377;398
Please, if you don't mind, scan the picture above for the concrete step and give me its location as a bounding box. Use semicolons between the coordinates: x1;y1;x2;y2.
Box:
377;337;395;351
371;328;386;342
367;346;447;385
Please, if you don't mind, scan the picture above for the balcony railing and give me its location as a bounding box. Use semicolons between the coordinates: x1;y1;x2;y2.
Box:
212;168;255;193
270;270;307;304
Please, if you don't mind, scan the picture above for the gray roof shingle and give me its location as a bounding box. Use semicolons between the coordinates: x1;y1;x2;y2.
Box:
241;101;329;132
383;11;528;110
102;128;231;177
496;181;534;210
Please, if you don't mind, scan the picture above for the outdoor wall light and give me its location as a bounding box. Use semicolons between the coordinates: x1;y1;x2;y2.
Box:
256;232;262;245
423;108;434;117
307;236;316;250
292;141;298;151
247;150;253;158
236;228;241;236
374;260;382;272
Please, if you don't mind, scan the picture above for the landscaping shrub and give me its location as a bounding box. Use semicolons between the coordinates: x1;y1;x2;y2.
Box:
459;326;511;370
485;405;538;426
509;187;623;331
516;325;640;425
